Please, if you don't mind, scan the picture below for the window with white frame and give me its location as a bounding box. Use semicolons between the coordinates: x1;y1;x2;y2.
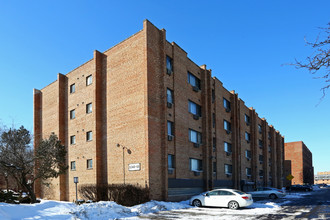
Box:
224;142;232;153
70;83;75;94
225;164;232;175
188;100;201;116
246;167;251;176
166;56;173;74
245;150;251;159
70;135;76;145
187;72;200;89
86;103;92;114
245;114;250;124
87;159;93;169
168;154;175;169
86;131;92;141
213;162;217;174
71;161;76;171
167;88;173;104
224;120;231;132
245;132;251;142
86;75;92;86
190;158;202;172
223;98;231;111
70;109;75;119
213;138;216;152
167;121;173;136
189;129;202;144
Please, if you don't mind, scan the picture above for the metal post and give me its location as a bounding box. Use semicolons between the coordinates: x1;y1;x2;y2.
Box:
74;177;78;202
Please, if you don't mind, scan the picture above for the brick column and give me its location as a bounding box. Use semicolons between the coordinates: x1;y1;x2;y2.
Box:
33;89;42;198
58;73;68;201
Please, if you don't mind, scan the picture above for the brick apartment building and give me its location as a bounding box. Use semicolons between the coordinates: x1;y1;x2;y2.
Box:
34;20;285;202
284;141;313;186
314;171;330;185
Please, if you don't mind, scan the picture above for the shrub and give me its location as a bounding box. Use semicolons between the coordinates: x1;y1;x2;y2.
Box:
79;184;150;206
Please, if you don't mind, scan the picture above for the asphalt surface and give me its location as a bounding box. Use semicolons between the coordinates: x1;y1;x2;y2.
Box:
132;188;330;219
259;188;330;219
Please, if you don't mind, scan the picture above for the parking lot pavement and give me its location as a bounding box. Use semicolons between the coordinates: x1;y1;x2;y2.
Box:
126;189;330;220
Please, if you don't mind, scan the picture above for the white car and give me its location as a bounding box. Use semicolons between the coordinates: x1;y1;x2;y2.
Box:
189;189;253;210
247;187;286;199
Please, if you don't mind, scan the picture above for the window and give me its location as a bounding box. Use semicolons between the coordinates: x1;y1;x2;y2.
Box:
258;124;262;133
246;167;251;176
188;100;201;116
268;132;271;139
245;132;251;142
259;139;263;148
70;84;75;94
223;98;231;111
167;121;173;136
86;75;92;86
213;138;216;152
86;131;92;141
212;113;215;128
224;142;232;153
167;88;173;104
245;114;250;125
166;56;173;75
71;161;76;171
245;150;251;159
87;159;93;169
190;158;202;172
268;146;272;153
70;109;75;119
168;154;175;169
212;89;215;103
259;155;264;162
213;162;217;174
70;135;76;145
259;170;264;178
86;103;92;114
224;120;231;132
187;72;200;89
225;164;232;175
189;129;202;144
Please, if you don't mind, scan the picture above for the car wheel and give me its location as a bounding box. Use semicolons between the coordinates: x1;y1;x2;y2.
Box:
228;201;239;210
269;194;277;199
192;199;202;207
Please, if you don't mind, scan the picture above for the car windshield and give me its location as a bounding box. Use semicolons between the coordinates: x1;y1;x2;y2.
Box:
233;190;245;195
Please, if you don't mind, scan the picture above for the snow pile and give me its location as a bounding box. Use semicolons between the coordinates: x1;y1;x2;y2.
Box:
73;200;191;219
0;200;75;220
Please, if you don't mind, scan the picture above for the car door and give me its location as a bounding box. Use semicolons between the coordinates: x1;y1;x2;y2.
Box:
204;191;219;207
252;188;262;197
219;190;235;207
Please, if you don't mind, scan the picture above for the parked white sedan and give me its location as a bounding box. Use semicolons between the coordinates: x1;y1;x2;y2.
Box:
189;189;253;210
246;187;286;199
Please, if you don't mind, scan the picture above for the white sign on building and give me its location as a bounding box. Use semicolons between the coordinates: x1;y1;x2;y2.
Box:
128;163;141;171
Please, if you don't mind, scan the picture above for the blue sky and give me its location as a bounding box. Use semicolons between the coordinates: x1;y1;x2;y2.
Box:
0;0;329;174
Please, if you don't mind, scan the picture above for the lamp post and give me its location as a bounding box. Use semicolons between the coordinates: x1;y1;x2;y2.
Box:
117;144;131;184
74;177;79;202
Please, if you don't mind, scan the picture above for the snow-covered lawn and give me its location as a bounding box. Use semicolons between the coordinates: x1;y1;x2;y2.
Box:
0;192;307;220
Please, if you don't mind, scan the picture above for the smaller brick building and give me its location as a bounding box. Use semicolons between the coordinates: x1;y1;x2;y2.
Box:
284;141;313;186
314;171;330;185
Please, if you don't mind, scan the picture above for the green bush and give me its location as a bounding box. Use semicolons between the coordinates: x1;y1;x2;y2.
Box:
79;184;150;206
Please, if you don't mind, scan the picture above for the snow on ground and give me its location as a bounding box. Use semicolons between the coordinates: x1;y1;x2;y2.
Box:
0;200;75;220
0;191;310;220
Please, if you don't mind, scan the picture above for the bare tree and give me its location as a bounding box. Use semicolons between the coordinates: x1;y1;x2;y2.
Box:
294;22;330;96
0;126;67;203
